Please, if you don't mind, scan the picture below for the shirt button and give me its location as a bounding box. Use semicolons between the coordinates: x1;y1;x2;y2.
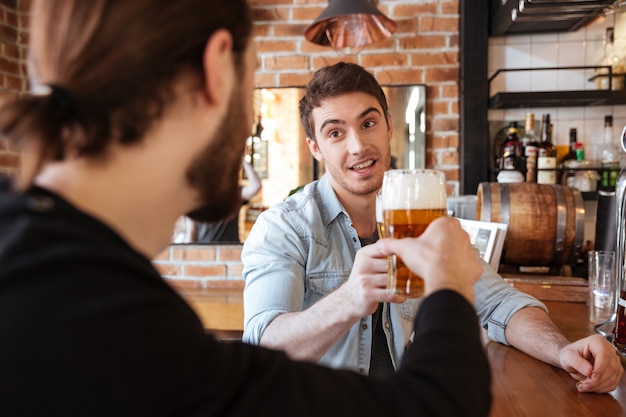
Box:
352;237;357;242
385;322;390;329
359;368;365;374
362;324;368;330
28;196;54;212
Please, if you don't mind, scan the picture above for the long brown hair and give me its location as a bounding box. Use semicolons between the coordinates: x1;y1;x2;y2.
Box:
0;0;252;189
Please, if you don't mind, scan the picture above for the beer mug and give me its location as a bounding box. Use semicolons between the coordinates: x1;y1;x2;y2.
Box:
381;169;447;298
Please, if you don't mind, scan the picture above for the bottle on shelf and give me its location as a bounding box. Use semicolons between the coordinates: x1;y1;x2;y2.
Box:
594;27;626;90
520;112;538;183
559;128;578;167
497;121;524;183
537;114;558;184
599;115;621;191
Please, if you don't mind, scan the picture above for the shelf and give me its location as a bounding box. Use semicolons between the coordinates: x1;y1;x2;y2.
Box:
489;89;626;109
488;66;626;109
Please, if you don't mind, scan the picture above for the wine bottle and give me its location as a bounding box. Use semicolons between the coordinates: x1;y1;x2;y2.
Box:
497;121;524;183
599;115;620;191
520;113;538;183
537;114;557;184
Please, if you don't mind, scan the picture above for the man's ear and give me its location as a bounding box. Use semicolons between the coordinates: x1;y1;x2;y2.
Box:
386;112;394;142
201;29;234;107
306;137;324;161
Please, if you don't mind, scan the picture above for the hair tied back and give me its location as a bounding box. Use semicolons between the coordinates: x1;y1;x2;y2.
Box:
46;84;74;119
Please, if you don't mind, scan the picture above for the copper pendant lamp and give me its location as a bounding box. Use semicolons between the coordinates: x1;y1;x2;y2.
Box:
304;0;397;50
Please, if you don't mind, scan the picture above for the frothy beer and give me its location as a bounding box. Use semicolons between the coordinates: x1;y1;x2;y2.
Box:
381;170;447;298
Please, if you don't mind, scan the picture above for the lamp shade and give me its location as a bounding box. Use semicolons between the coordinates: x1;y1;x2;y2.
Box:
304;0;397;49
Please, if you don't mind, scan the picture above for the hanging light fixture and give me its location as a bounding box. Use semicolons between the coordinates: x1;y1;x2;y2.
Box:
304;0;397;50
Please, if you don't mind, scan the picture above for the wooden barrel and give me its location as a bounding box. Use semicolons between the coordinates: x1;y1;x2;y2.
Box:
476;182;585;267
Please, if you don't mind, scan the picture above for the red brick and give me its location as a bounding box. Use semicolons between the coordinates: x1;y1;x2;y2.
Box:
424;67;459;83
394;3;439;18
395;18;418;34
441;1;460;15
255;72;278;88
420;16;459;33
273;23;309;37
265;55;309;71
433;116;459;132
374;68;423;85
279;72;313;87
252;24;272;37
256;39;298;54
292;6;325;21
360;53;408;68
183;247;218;262
251;7;290;22
185;265;227;277
217;246;243;262
411;51;458;67
399;35;447;50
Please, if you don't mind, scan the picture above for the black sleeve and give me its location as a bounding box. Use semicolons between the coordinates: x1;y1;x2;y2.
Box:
188;290;492;417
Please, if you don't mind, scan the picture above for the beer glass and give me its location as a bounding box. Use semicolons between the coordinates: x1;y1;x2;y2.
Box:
381;169;447;298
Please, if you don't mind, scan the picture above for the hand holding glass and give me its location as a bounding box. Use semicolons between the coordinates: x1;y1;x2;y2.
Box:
381;169;447;298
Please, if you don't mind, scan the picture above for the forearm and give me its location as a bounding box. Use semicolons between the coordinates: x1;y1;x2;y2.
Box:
504;306;571;367
260;288;361;362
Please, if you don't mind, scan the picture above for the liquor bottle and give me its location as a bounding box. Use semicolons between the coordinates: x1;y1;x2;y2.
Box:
599;115;621;191
497;121;524;183
559;128;578;166
560;129;579;186
520;113;538;183
536;114;557;184
595;27;626;90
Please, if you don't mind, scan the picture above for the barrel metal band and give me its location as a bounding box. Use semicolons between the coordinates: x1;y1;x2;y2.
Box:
499;183;510;227
481;182;491;221
552;184;566;265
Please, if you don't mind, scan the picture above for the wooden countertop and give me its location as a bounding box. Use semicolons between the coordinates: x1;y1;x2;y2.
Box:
176;281;626;416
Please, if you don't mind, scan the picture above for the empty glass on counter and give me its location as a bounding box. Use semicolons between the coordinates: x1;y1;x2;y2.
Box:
588;251;617;325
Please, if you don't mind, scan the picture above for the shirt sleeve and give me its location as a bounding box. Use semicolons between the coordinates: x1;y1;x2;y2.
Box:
473;260;547;345
241;207;308;345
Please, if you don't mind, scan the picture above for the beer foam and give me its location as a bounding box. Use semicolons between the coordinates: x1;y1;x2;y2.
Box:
382;170;446;209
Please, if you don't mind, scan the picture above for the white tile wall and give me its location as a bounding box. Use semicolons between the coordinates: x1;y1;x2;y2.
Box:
488;11;626;149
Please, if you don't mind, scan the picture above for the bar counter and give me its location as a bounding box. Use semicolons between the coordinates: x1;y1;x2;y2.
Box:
177;284;626;416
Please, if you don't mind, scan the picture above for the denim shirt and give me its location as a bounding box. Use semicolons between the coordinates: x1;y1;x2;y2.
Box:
242;175;546;375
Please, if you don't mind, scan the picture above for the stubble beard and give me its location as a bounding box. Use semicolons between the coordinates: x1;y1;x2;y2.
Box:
185;84;249;223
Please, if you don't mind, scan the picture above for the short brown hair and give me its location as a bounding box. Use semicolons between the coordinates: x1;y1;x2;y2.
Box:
299;62;389;141
0;0;252;188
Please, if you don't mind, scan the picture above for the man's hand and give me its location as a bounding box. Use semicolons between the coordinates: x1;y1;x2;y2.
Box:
559;334;624;393
376;216;482;304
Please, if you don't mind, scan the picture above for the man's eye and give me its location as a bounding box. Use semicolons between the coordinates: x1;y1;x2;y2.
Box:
363;120;376;129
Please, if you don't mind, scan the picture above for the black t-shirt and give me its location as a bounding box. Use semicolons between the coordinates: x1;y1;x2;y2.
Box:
0;181;491;416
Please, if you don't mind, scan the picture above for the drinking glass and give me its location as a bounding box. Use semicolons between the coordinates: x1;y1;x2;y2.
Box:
381;169;447;298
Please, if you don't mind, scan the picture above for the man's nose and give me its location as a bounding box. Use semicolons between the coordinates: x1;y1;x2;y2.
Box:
346;130;368;155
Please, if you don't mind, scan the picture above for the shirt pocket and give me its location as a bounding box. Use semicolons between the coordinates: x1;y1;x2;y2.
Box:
304;272;349;309
398;299;419;321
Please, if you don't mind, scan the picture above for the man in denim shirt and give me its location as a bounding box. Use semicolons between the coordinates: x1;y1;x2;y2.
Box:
243;62;622;392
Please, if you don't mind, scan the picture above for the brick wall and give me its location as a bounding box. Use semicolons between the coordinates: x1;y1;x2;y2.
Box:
0;0;27;176
0;0;462;288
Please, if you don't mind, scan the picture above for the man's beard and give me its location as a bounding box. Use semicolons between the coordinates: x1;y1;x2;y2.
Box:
185;85;249;223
